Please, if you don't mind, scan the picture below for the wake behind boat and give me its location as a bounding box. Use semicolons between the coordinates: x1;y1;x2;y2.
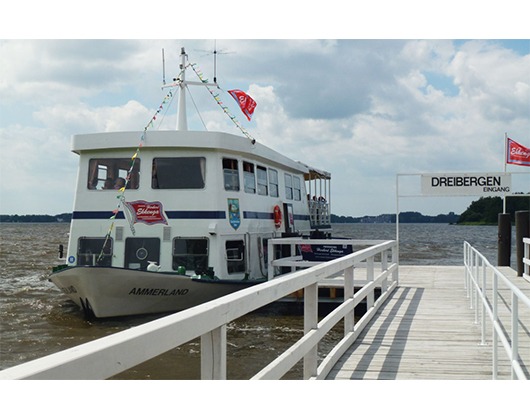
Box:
50;47;332;318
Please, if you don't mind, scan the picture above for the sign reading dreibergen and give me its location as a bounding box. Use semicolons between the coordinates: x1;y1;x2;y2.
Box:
421;173;511;196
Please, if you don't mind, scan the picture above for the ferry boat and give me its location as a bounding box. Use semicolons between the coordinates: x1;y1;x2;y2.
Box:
50;47;332;318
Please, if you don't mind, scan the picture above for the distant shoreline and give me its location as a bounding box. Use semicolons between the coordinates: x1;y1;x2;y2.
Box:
0;213;72;223
3;197;524;225
1;211;460;224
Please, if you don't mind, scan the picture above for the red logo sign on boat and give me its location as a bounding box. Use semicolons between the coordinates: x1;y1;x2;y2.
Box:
125;200;168;225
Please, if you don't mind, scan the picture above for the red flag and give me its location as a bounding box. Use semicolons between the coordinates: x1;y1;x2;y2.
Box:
506;137;530;167
228;89;257;121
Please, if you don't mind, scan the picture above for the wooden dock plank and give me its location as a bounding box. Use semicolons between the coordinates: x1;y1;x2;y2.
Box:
326;265;530;380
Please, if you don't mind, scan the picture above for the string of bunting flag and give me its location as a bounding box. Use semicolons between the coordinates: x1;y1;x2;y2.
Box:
95;58;256;263
95;84;179;263
189;61;257;144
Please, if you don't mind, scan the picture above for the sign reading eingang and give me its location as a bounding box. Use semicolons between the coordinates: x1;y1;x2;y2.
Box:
421;173;511;196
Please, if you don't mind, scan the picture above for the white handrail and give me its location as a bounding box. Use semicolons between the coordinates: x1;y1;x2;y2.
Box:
0;239;398;380
464;241;530;379
523;238;530;281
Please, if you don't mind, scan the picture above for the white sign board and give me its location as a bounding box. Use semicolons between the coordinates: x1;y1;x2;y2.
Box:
421;173;512;196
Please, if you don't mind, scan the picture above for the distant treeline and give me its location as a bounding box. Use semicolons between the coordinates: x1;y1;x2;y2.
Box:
2;197;528;225
2;211;459;224
333;197;529;225
0;213;72;223
331;211;460;224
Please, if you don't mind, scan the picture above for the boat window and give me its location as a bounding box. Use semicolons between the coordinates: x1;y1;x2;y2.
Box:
293;176;302;201
243;161;255;194
87;158;140;190
152;157;206;189
223;158;239;191
226;240;245;274
285;173;293;200
124;238;160;270
257;166;268;196
77;237;112;267
269;169;279;197
172;238;209;273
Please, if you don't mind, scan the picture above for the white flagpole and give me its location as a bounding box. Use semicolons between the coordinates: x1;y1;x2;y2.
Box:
503;132;507;213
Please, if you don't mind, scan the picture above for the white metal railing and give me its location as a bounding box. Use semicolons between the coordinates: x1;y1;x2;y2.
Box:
464;241;530;379
266;238;386;281
523;238;530;281
0;239;398;380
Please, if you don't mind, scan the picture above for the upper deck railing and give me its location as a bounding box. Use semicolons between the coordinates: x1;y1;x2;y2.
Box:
464;240;530;379
308;199;331;228
0;238;397;380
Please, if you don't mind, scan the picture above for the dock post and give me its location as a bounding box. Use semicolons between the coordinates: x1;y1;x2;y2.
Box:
497;213;511;266
515;210;529;276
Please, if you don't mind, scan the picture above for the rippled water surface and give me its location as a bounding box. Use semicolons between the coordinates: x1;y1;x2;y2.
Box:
0;222;509;378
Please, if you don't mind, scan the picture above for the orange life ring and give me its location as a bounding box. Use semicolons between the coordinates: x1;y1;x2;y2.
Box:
273;205;282;228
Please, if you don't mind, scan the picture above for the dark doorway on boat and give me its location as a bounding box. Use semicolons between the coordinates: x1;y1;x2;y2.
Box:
125;238;161;270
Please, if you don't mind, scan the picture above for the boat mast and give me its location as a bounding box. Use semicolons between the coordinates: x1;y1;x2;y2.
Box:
177;47;188;131
164;47;218;131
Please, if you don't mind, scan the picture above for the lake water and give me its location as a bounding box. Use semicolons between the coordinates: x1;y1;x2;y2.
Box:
0;222;513;379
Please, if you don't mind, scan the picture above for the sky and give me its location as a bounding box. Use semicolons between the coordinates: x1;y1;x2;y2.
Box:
1;4;529;218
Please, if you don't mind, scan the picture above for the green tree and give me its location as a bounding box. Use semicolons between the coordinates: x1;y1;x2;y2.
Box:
458;196;529;224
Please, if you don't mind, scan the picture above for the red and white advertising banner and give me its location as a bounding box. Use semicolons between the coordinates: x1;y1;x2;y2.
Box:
421;172;512;196
506;137;530;167
125;200;168;225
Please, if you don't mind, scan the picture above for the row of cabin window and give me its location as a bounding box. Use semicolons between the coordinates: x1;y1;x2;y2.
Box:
223;158;302;200
77;236;245;274
86;157;303;201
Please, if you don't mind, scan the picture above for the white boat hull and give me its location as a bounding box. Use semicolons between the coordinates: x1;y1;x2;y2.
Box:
50;267;260;318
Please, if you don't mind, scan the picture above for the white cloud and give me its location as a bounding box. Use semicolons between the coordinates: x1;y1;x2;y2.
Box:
33;100;152;133
1;39;529;217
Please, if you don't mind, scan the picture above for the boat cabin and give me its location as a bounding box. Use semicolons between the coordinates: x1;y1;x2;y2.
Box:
67;130;331;283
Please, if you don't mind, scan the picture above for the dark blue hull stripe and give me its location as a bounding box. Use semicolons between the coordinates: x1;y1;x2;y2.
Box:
243;211;309;221
73;210;310;221
73;211;126;220
165;211;226;219
73;210;226;220
243;211;272;220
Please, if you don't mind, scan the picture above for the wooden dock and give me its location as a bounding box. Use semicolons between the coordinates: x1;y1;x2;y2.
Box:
326;265;530;380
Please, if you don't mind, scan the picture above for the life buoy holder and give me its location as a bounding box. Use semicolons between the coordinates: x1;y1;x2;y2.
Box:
273;205;282;228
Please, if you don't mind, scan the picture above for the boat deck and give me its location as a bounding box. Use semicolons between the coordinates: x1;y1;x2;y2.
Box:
326;265;530;380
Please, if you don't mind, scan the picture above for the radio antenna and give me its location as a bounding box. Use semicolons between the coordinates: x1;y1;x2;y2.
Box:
194;41;234;84
162;48;166;84
213;41;218;83
209;41;234;84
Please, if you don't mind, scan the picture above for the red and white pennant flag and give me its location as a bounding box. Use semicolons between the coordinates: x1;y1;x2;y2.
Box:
228;89;257;121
